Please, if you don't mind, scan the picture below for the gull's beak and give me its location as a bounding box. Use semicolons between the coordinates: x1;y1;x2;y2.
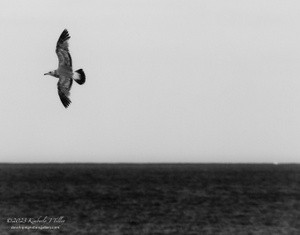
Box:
44;72;49;76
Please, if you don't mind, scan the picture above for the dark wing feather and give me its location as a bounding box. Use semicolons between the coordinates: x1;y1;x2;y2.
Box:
56;29;72;69
57;76;73;108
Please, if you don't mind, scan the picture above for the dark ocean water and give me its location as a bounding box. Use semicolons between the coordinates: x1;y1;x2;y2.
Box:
0;163;299;234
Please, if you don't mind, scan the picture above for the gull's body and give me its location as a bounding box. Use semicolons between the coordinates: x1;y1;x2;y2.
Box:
44;29;85;108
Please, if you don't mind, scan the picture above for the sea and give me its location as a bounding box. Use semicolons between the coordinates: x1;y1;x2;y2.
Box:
0;163;299;234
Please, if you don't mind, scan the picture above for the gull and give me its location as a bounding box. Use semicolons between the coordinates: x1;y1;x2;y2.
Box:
44;29;86;108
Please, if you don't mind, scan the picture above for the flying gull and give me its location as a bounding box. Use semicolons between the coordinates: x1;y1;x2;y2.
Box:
44;29;86;108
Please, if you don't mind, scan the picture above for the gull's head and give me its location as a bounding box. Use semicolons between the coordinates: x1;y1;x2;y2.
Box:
44;70;58;78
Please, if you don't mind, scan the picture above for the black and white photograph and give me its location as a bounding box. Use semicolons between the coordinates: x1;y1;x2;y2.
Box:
0;0;300;234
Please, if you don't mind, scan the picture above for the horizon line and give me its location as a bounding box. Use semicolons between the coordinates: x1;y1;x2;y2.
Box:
0;162;299;165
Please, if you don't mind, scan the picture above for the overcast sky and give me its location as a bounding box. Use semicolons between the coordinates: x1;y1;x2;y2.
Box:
1;0;300;163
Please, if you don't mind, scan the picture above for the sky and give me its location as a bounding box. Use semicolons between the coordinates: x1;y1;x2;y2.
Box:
1;0;300;163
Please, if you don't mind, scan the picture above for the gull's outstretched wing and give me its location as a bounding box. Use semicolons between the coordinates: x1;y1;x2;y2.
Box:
57;76;73;108
56;29;72;70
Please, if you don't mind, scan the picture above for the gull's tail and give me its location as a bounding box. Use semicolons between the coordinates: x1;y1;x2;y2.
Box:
73;69;86;85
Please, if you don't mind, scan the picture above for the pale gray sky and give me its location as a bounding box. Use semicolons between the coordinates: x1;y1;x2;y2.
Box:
1;0;300;162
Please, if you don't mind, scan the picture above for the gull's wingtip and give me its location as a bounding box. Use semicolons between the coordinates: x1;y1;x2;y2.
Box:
58;29;70;43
